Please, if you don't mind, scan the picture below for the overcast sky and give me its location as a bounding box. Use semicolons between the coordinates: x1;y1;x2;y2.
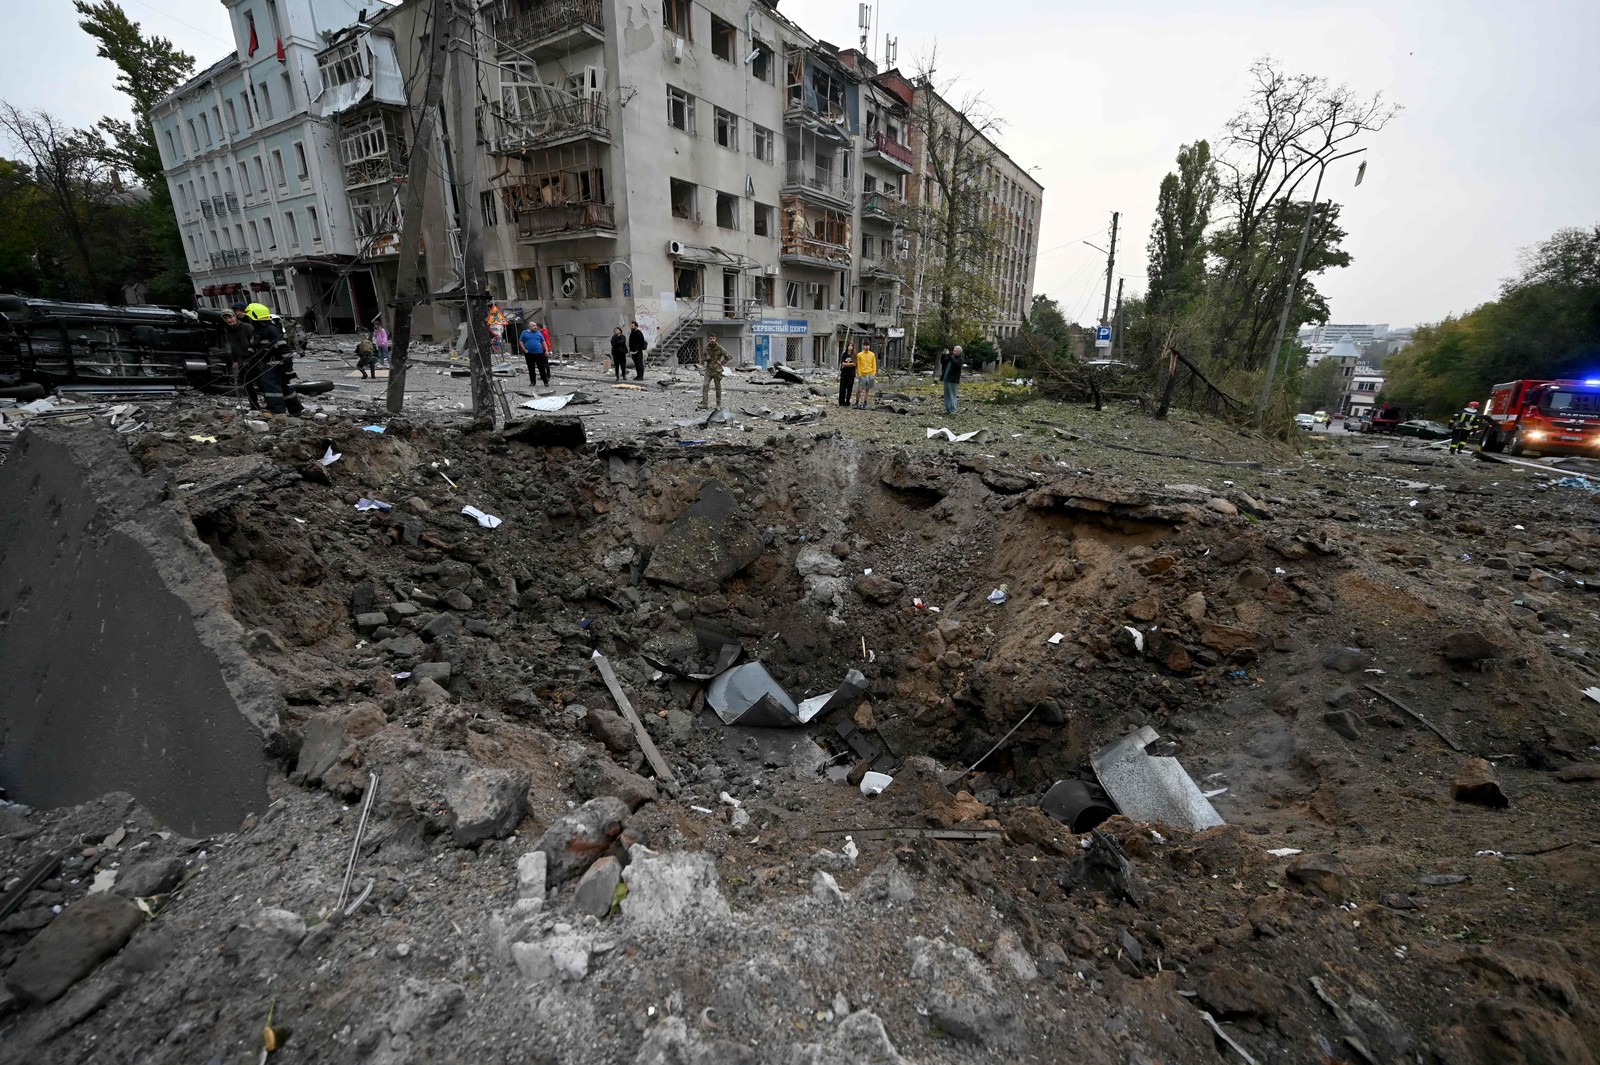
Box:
3;0;1596;328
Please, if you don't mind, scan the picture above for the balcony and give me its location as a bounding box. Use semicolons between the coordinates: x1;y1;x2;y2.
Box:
497;98;610;153
209;249;250;269
783;160;850;209
785;86;852;144
199;199;214;219
339;112;409;191
861;193;900;224
498;0;604;63
515;200;616;242
225;192;240;213
212;196;227;217
780;232;850;269
866;131;915;173
860;256;899;281
352;200;403;255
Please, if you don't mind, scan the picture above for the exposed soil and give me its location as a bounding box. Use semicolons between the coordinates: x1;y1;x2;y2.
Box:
3;383;1600;1065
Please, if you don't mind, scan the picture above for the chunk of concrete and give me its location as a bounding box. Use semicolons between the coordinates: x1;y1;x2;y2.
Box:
534;796;629;886
620;846;730;929
643;479;763;593
443;768;529;846
112;857;185;899
0;426;275;835
4;893;144;1004
572;856;622;919
1452;758;1509;809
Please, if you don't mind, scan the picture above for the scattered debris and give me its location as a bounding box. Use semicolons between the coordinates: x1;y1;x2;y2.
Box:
1364;684;1463;752
461;506;503;529
1089;726;1225;832
591;652;676;782
1041;779;1115;832
926;427;989;443
859;772;893;796
317;445;341;466
521;394;575;412
704;663;865;727
354;498;393;512
1451;758;1510;809
987;587;1008;605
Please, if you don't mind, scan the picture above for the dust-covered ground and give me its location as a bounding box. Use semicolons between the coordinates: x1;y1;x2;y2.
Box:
2;368;1599;1065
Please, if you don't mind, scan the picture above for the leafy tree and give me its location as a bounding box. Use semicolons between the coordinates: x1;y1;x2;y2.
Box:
74;0;194;303
903;54;1007;352
1145;141;1216;319
1298;356;1345;412
0;158;52;293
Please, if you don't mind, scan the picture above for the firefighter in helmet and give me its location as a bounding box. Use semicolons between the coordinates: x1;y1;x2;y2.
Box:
244;303;304;417
1449;400;1483;454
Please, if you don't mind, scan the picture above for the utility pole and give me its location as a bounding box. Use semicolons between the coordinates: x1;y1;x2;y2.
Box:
384;0;449;414
1110;277;1124;360
1099;211;1119;326
445;0;495;419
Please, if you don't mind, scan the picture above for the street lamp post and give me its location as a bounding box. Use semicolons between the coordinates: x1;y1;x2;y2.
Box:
1256;147;1368;423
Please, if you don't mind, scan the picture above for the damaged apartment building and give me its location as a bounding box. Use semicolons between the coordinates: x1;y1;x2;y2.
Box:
151;0;1043;366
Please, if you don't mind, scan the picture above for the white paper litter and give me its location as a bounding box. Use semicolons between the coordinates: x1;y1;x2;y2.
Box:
355;498;393;511
1583;687;1600;705
319;445;342;466
461;505;503;528
1048;632;1065;645
1266;847;1302;858
987;588;1008;605
1123;626;1145;652
925;427;988;442
521;393;575;411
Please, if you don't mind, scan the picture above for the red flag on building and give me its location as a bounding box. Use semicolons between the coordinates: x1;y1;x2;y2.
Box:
247;13;258;55
275;36;285;61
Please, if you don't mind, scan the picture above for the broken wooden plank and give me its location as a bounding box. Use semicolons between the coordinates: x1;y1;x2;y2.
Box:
591;650;676;783
1363;684;1464;752
813;828;1000;842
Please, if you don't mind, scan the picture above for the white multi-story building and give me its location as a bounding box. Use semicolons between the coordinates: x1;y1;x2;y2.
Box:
150;0;383;328
1345;364;1385;415
152;0;1041;365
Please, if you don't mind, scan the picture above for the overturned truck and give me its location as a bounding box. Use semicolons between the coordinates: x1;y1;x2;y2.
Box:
0;294;234;393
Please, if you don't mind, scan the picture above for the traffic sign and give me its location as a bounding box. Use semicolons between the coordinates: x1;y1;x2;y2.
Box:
1095;326;1112;348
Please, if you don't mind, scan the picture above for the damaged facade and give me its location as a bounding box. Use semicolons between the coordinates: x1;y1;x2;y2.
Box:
149;0;1043;360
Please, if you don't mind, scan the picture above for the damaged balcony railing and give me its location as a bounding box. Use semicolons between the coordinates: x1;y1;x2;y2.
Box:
868;131;914;169
499;97;609;151
515;200;615;240
209;249;250;269
780;232;850;267
783;160;838;196
499;0;603;52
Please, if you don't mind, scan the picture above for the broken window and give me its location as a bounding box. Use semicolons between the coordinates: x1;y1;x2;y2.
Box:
669;177;697;221
674;265;701;299
757;276;775;306
293;141;308;181
711;15;735;61
753;202;774;237
751;124;774;162
715;190;738;230
666;86;694;133
663;0;689;39
318;38;365;89
785;281;801;308
306;205;321;243
585;263;612;299
713;107;738;150
262;215;277;251
810;283;829;311
480;190;498;227
224;99;239;134
284;211;300;249
751;40;773;83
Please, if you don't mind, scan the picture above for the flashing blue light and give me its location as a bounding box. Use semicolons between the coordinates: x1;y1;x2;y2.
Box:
1586;379;1600;386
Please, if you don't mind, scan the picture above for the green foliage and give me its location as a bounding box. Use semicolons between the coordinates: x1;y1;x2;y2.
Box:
1298;356;1345;412
74;1;194;190
1381;225;1600;415
1146;141;1216;319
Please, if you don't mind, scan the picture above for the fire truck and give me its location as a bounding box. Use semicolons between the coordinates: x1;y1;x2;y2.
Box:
1480;378;1600;455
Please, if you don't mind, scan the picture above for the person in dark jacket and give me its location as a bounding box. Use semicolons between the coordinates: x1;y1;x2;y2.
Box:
245;303;304;416
627;321;648;380
224;302;261;408
941;345;964;413
838;349;857;407
609;327;628;381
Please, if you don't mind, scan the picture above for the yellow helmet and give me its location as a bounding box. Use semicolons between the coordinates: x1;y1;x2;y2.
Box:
244;303;273;322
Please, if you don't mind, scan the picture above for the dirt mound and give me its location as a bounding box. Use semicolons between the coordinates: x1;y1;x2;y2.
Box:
3;397;1599;1064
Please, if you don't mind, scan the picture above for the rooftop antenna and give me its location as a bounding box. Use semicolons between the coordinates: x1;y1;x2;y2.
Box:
884;36;897;68
858;2;871;55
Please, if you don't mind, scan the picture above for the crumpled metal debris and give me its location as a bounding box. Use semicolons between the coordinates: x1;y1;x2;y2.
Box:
521;393;574;411
1090;725;1224;832
926;427;989;443
705;664;867;728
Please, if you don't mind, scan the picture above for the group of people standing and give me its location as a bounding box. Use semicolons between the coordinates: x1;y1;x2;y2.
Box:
836;344;965;413
221;301;305;417
609;324;649;382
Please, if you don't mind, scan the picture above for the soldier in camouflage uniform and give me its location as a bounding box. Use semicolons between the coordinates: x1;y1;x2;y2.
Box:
700;335;729;410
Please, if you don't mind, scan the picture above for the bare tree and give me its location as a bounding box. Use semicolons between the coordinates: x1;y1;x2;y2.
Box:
1208;58;1398;368
903;49;1006;353
0;105;119;299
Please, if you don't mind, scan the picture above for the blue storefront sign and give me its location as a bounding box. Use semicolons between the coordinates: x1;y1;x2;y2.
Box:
753;318;810;336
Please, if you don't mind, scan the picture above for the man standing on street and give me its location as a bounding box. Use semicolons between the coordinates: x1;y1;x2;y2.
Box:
700;334;729;410
224;302;260;409
853;343;877;409
628;321;648;380
838;348;857;407
520;320;550;385
941;344;964;414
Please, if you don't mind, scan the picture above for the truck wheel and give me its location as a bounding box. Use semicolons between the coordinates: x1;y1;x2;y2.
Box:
1507;431;1525;456
1482;427;1503;452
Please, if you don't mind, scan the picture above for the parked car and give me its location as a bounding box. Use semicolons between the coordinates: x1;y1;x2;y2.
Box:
1294;413;1317;430
1343;414;1370;432
1395;419;1451;440
1313;409;1330;425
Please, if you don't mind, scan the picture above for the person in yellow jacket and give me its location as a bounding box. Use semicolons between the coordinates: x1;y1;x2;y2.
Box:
853;345;877;408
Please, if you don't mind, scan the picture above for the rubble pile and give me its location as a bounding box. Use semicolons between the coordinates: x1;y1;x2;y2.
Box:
1;393;1599;1065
